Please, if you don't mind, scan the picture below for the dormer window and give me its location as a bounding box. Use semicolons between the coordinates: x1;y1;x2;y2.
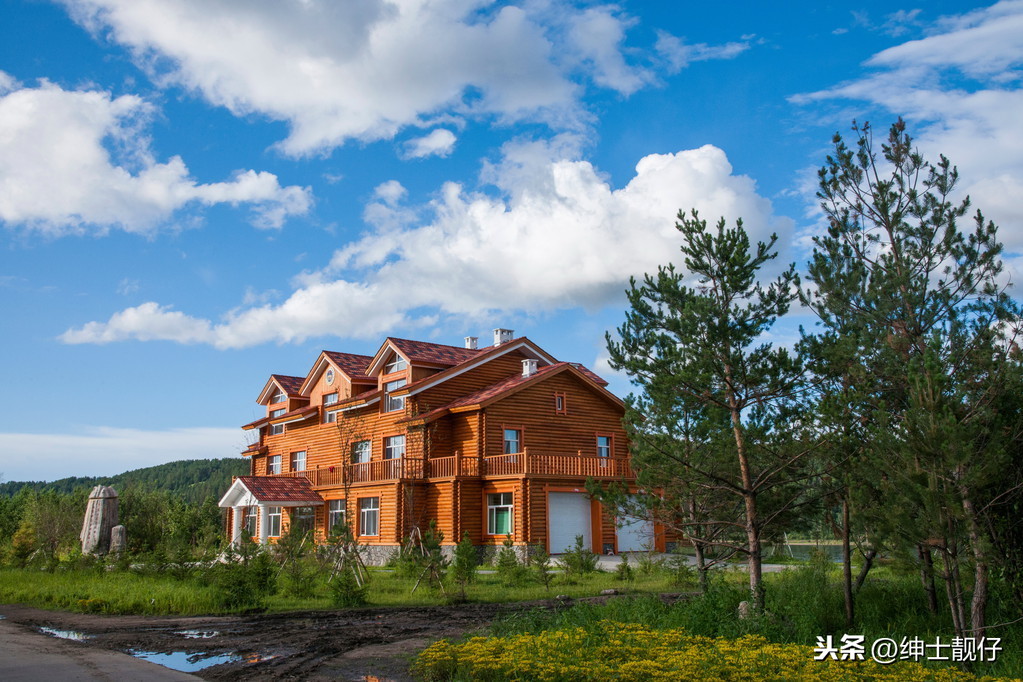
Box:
270;408;286;418
384;354;407;374
385;378;407;412
323;393;338;406
271;390;287;404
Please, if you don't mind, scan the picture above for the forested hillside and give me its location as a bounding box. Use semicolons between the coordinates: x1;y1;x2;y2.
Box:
0;458;249;503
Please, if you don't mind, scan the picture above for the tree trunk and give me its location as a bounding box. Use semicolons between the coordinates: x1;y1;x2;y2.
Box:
917;544;939;614
841;496;854;627
962;492;988;640
854;548;877;592
693;539;710;593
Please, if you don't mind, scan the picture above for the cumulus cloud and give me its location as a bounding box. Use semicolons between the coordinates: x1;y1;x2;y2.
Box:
62;141;790;348
402;128;457;159
0;76;311;235
0;426;241;482
792;1;1023;256
60;0;665;156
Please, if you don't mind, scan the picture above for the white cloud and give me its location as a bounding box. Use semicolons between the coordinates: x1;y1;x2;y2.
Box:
60;0;658;155
62;141;790;348
654;31;752;73
0;426;241;482
792;1;1023;252
402;129;458;159
0;76;311;235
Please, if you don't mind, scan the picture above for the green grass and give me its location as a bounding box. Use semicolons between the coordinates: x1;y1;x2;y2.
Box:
0;565;682;615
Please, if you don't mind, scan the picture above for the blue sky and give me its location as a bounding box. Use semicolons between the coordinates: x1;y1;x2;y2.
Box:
2;0;1021;482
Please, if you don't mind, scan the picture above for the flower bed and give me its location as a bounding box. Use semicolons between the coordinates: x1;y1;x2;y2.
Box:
414;621;1013;681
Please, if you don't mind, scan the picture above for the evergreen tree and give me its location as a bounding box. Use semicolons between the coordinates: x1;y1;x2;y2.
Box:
803;119;1023;638
608;210;813;611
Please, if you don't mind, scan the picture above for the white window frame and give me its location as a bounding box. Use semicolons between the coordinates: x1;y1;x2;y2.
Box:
352;440;372;463
268;506;282;537
323;409;338;424
384;378;407;412
270;423;285;435
384;355;407;374
270;408;286;418
291;506;314;535
328;499;346;532
244;507;257;537
267;454;282;475
323;392;339;406
271;390;286;404
290;450;307;472
503;429;522;455
359;497;379;537
384;434;405;460
596;435;612;458
487;492;514;535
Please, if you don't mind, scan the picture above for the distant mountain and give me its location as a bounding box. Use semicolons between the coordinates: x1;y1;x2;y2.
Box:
0;458;250;503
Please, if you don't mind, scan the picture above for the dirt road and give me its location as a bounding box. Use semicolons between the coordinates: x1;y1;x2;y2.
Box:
0;602;537;681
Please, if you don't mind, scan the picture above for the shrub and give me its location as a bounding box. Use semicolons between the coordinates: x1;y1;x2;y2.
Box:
560;535;599;577
495;539;529;587
530;543;555;591
329;561;368;608
615;553;635;583
208;543;277;610
450;532;478;601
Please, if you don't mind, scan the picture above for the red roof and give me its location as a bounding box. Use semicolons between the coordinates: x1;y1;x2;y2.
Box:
271;374;305;395
323;351;374;382
401;361;617;424
237;476;324;504
388;337;484;366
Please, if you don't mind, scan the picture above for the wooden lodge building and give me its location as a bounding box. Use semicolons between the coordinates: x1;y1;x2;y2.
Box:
218;329;662;560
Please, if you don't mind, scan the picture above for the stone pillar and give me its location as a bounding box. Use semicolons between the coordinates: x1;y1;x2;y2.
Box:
80;485;119;555
231;506;244;546
109;525;126;553
257;503;269;545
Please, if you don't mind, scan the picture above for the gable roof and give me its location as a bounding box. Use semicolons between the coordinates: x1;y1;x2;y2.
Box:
366;337;485;375
400;361;622;426
218;476;324;508
257;374;306;405
298;350;375;395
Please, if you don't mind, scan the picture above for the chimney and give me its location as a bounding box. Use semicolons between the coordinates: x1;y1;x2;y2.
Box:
522;358;538;377
464;336;478;350
493;328;514;346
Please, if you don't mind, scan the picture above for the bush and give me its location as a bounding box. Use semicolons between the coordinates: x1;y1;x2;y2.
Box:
208;543;277;610
495;539;529;587
329;561;368;608
560;535;599;577
450;532;478;600
615;553;635;583
530;543;555;591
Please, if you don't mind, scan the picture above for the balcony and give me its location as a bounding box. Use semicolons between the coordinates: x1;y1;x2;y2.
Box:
265;448;634;487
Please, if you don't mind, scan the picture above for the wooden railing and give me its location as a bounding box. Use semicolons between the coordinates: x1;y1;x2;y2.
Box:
264;450;633;486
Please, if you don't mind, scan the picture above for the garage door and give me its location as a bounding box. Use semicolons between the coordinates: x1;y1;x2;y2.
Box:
548;492;591;553
616;497;654;552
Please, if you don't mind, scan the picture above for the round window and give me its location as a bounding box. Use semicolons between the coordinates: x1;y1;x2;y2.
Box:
325;368;335;385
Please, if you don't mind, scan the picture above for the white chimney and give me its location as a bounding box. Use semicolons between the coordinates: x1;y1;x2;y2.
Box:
464;336;478;350
493;328;514;346
522;358;538;377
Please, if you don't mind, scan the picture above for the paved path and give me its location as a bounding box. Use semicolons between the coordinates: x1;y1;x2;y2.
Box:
0;618;199;681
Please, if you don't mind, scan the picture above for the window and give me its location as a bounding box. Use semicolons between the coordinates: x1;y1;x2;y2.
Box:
243;507;257;537
384;378;407;412
270;408;286;418
352;440;371;463
290;450;307;472
323;409;338;424
503;429;522;455
271;390;286;404
596;435;612;458
270;423;285;435
554;392;567;415
292;506;314;535
384;354;407;374
267;454;282;474
268;506;282;537
384;435;405;460
328;499;346;532
487;493;513;535
359;497;379;536
323;392;338;406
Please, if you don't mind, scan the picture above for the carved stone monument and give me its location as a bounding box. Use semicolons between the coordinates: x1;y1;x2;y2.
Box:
109;525;127;554
80;485;119;555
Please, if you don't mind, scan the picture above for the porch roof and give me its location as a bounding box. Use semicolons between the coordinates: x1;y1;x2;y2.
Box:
218;475;325;508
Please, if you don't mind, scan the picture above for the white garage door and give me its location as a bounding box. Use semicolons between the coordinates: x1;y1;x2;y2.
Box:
616;496;654;552
548;492;591;554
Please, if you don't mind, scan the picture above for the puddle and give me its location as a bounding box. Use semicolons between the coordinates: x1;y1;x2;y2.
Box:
38;626;95;641
0;614;6;620
128;650;275;673
176;629;220;639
